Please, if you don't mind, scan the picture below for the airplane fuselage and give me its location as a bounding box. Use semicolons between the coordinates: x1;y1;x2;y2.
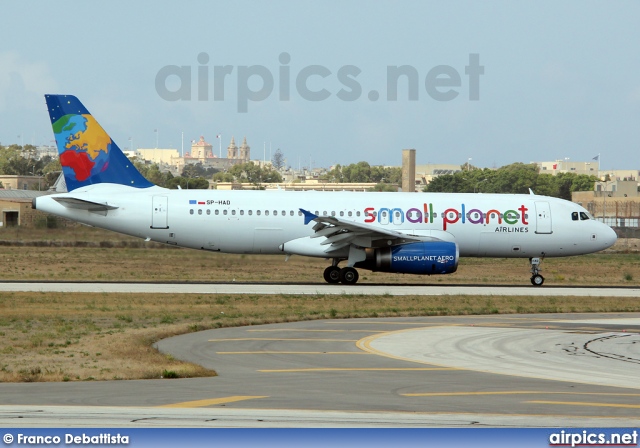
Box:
38;94;618;286
35;185;617;260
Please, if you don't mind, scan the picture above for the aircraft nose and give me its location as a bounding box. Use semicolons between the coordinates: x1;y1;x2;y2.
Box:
602;225;618;249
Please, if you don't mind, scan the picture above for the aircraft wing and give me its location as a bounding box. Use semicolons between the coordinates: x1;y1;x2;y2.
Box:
299;208;446;253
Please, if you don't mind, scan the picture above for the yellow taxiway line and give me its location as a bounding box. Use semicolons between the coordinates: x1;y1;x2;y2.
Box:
403;391;640;397
527;401;640;409
259;367;460;372
246;329;386;333
217;351;371;355
209;338;358;342
158;396;268;408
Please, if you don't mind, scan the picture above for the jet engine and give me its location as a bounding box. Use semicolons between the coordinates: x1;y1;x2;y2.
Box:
354;241;459;275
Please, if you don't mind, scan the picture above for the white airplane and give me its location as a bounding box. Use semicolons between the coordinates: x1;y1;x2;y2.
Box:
34;95;617;286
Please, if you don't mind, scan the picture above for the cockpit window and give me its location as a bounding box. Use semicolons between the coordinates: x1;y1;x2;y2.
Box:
580;212;590;220
571;212;579;221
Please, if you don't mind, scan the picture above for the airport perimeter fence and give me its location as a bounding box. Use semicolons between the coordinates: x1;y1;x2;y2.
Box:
582;200;640;230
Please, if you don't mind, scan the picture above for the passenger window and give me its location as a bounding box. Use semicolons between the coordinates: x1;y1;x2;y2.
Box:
240;210;244;215
274;210;278;216
215;209;219;215
249;210;253;216
290;211;294;216
572;212;579;221
340;211;344;217
265;210;269;216
198;209;202;215
190;209;194;215
580;212;589;220
282;210;286;216
356;211;361;217
223;210;228;215
257;210;261;216
348;211;353;217
331;211;336;216
298;211;302;216
206;209;211;215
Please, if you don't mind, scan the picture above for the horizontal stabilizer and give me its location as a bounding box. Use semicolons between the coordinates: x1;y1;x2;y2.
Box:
52;197;119;213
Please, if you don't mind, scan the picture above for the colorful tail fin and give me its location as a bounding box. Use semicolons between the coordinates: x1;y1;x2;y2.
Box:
45;95;153;191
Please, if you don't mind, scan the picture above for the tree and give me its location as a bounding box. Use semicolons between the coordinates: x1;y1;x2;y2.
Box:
226;162;283;185
165;176;209;189
369;183;398;192
423;162;598;200
271;148;285;170
213;171;235;182
182;162;218;178
325;162;400;184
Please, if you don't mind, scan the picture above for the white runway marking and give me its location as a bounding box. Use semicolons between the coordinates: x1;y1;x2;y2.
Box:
366;326;640;389
1;282;639;297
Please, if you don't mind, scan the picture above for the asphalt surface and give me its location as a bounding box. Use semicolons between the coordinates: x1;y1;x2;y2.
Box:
1;312;640;427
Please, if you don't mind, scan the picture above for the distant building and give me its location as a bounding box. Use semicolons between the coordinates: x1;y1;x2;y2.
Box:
137;136;252;174
0;190;70;228
136;148;180;166
532;160;599;176
599;169;639;183
0;175;45;191
415;164;463;186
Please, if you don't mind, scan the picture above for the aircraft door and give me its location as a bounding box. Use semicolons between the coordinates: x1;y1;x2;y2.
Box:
151;196;169;229
534;201;552;234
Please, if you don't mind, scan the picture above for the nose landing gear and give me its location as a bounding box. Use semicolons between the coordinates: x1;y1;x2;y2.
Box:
530;257;545;286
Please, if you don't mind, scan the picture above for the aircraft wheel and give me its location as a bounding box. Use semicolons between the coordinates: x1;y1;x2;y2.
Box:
531;274;544;286
339;267;359;285
323;266;341;284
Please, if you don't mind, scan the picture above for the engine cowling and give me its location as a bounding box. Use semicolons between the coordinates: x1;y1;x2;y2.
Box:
354;241;459;275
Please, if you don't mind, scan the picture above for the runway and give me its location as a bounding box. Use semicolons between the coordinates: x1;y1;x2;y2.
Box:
1;310;640;427
1;281;639;296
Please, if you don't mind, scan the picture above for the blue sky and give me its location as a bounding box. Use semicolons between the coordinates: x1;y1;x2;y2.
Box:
1;0;639;170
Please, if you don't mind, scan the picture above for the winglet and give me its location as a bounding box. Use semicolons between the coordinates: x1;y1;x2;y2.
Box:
45;94;153;191
529;188;535;195
300;208;318;225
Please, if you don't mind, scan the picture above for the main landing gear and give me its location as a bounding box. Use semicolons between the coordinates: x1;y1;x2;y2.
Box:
530;257;545;286
323;260;359;285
